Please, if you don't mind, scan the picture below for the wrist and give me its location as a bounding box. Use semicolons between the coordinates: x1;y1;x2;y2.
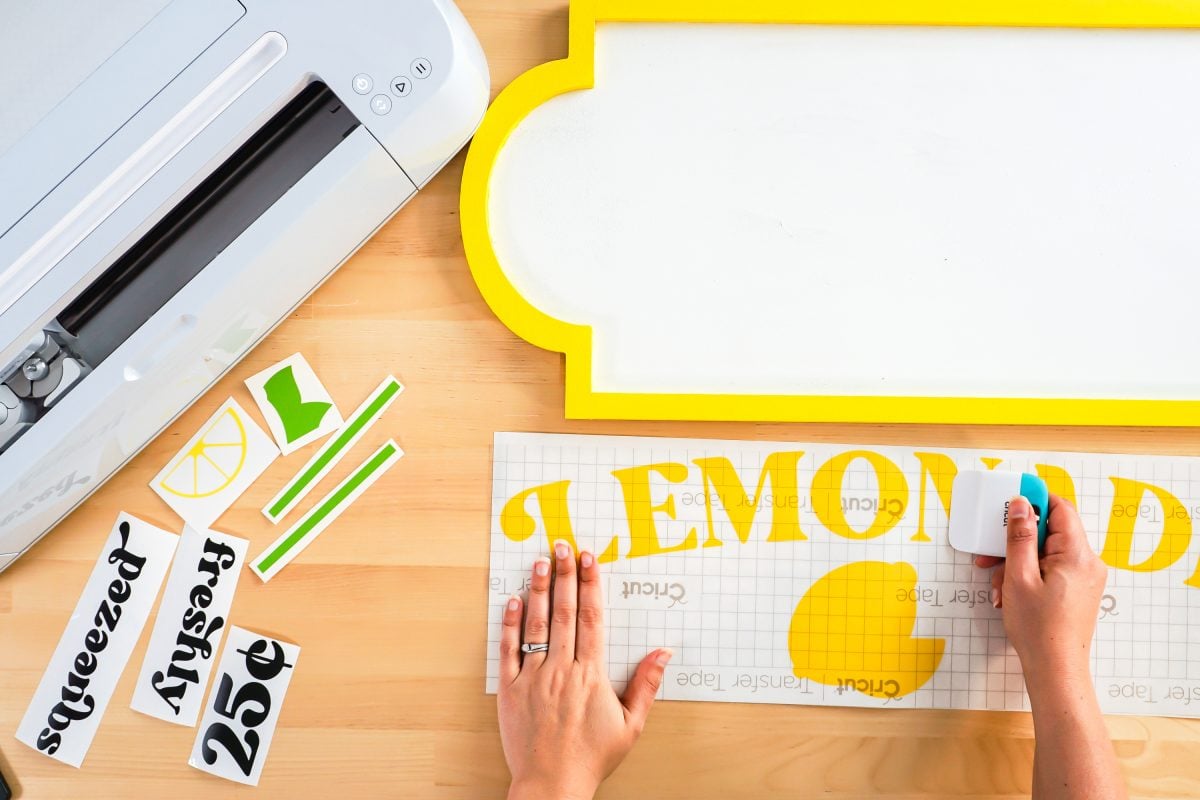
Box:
1019;644;1089;677
1020;652;1093;701
508;775;598;800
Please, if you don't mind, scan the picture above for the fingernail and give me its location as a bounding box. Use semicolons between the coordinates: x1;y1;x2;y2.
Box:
507;595;520;612
1009;497;1030;521
534;558;550;577
991;588;1001;608
656;648;673;667
580;550;594;568
554;540;570;561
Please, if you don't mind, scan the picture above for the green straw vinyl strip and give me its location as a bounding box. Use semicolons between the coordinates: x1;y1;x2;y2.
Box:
256;442;398;573
266;379;401;518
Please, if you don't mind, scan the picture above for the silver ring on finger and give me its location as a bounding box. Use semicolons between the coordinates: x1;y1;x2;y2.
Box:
520;642;550;654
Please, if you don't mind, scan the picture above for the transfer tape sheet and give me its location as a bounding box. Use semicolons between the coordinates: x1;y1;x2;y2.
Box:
486;433;1200;717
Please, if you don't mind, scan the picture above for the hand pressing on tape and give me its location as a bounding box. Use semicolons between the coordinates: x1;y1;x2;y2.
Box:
498;541;672;800
974;494;1126;800
975;494;1107;673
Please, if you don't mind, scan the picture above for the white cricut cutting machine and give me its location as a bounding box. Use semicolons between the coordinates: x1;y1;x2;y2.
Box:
0;0;489;571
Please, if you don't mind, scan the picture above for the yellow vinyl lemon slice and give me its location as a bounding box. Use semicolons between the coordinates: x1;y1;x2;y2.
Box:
158;407;248;498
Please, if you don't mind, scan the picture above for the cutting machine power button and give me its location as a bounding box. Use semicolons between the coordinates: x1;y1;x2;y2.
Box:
352;74;373;95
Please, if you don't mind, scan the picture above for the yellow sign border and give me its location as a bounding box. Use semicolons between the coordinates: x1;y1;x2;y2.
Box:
460;0;1200;426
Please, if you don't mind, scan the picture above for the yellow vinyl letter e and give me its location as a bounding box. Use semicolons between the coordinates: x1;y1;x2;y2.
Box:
612;463;698;560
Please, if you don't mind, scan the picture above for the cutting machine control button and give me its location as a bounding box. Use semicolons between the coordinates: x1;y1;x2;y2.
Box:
370;94;392;115
390;76;412;97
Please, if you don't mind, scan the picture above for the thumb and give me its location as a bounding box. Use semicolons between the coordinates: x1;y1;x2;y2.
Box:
621;648;672;734
1005;496;1042;585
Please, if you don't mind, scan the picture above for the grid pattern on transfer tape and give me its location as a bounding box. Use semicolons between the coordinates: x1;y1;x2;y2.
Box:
486;433;1200;717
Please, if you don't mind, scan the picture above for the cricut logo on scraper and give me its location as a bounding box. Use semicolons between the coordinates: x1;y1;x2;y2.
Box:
36;522;151;754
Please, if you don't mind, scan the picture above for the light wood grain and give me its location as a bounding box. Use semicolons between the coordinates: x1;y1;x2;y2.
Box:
2;2;1199;797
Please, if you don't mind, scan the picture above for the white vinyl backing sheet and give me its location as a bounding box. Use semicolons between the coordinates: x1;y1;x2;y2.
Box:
151;398;279;530
189;627;300;786
131;526;248;725
16;513;177;766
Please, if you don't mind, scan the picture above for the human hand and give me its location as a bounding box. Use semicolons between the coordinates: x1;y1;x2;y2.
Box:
975;494;1108;688
498;540;673;800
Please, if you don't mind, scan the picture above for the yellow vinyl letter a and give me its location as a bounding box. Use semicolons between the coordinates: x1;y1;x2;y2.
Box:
1101;477;1190;578
912;452;956;543
500;481;619;563
692;451;807;546
812;451;910;540
612;463;698;560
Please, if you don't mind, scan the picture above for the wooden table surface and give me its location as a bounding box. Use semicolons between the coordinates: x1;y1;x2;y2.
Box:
2;2;1200;797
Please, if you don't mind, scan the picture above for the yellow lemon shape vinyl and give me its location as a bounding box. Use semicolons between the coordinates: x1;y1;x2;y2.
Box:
158;407;248;498
789;561;945;700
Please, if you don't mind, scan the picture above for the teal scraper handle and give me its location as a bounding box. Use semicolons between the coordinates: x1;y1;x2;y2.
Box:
1019;473;1050;550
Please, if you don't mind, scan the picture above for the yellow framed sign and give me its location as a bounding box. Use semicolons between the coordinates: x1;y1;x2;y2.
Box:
462;0;1200;426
